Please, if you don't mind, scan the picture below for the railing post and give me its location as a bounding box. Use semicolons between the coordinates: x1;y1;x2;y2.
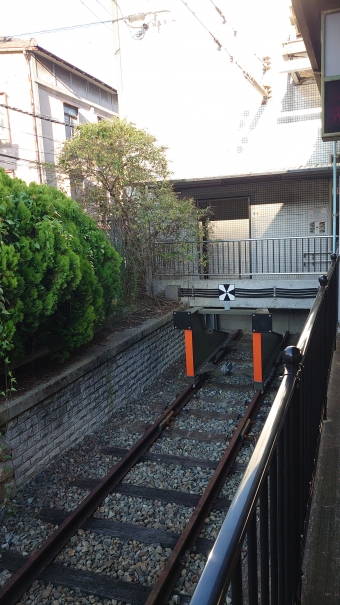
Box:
270;452;279;605
260;476;270;605
232;555;243;605
281;346;303;604
318;274;329;419
238;240;241;278
247;511;258;605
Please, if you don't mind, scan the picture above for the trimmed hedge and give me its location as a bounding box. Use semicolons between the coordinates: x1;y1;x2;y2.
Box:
0;169;122;367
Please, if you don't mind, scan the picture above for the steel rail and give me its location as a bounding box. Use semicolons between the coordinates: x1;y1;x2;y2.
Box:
0;331;242;605
145;331;290;605
0;384;202;605
189;368;297;605
189;265;338;605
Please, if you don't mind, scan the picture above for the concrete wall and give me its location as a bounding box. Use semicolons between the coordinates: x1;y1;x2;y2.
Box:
0;313;183;500
154;278;320;311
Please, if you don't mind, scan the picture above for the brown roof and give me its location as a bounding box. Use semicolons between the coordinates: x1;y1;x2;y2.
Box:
0;37;117;94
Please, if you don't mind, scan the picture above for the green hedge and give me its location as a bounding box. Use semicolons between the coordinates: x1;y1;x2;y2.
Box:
0;169;122;368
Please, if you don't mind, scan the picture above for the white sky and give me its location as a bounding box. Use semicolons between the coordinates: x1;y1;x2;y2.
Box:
2;0;298;178
1;0;117;86
1;0;291;90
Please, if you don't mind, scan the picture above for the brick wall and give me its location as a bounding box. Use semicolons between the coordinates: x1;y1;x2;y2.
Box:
0;313;183;498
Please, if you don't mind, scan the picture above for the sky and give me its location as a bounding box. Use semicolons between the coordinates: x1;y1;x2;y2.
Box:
1;0;297;178
1;0;117;86
113;0;294;178
1;0;291;91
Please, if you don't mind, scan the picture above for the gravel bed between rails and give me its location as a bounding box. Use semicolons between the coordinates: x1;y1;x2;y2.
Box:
0;336;285;605
122;461;215;494
94;495;194;534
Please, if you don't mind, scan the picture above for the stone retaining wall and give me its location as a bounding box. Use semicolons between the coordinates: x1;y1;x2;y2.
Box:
0;313;183;500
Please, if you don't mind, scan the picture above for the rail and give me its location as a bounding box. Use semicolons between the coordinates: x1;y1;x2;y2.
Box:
152;235;333;279
189;253;339;605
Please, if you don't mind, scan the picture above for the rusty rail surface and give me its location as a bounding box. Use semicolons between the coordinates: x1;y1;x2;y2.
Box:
145;331;289;605
0;332;242;605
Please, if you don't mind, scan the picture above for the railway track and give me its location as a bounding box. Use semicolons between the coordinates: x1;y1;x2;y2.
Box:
0;329;289;605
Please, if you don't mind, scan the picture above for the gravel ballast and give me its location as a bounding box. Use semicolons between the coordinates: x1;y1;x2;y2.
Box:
0;333;292;604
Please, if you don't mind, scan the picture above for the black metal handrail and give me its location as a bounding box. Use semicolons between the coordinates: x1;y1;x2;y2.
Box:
190;254;338;605
152;236;332;279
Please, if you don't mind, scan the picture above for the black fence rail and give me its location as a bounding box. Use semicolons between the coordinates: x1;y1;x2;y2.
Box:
189;254;339;605
152;236;333;279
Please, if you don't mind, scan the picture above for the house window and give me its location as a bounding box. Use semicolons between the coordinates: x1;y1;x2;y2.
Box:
64;104;78;139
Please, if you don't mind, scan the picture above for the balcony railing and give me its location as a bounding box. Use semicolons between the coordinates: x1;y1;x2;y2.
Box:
189;254;339;605
152;236;333;279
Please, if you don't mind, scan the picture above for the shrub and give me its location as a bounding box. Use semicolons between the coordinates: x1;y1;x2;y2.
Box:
56;118;208;302
0;169;122;373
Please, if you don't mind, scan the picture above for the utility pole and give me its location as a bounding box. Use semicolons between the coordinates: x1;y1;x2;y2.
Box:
111;0;123;94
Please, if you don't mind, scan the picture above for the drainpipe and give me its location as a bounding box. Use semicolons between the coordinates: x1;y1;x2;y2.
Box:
333;141;337;253
24;50;42;183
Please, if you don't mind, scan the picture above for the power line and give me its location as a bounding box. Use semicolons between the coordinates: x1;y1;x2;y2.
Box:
0;153;58;170
6;9;165;38
0;152;42;165
179;1;269;99
95;0;112;17
3;145;57;158
1;123;64;145
179;0;223;50
0;158;37;168
0;103;65;125
208;0;237;34
8;20;114;37
78;0;113;32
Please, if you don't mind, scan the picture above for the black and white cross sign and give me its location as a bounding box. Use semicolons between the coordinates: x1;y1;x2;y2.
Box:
218;284;236;301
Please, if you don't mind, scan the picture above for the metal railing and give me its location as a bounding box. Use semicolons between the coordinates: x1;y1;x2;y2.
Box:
189;253;339;605
152;236;333;279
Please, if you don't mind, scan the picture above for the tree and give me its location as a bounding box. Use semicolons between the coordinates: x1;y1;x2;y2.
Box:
56;118;207;302
0;169;122;385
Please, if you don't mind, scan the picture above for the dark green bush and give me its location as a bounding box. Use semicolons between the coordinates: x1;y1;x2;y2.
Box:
0;169;122;369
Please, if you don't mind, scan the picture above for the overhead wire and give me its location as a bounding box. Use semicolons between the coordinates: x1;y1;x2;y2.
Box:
1;123;64;145
179;0;229;55
0;144;58;158
78;0;113;32
0;152;55;166
94;0;112;17
0;102;66;126
7;20;115;37
179;0;268;98
0;157;37;168
208;0;237;34
6;10;161;38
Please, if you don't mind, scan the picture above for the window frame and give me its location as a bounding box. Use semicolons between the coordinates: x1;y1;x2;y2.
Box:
63;103;78;139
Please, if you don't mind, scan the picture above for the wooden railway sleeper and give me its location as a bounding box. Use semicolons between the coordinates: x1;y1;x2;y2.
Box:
0;332;243;605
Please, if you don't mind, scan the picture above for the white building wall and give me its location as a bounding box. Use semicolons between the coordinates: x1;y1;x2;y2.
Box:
0;52;41;183
0;49;118;186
